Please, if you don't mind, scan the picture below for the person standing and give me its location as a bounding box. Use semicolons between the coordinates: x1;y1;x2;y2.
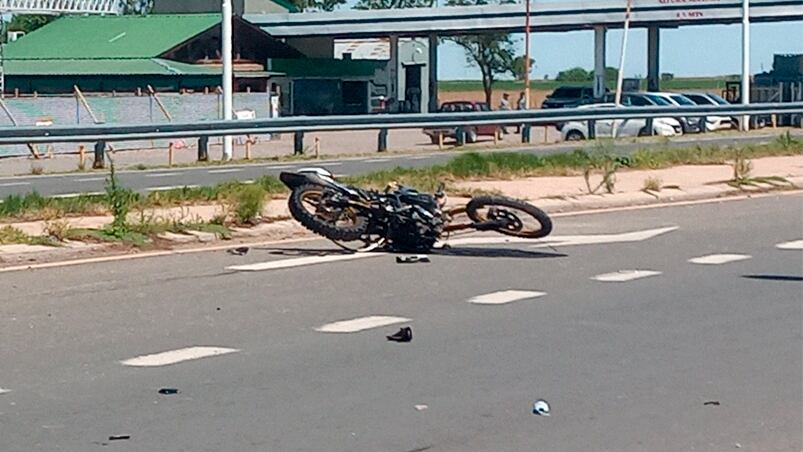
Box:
499;93;512;134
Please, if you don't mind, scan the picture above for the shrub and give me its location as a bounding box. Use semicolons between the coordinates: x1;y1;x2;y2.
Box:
230;184;266;225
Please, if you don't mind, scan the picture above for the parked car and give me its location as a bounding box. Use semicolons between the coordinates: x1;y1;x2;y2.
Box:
681;92;735;130
559;103;681;141
422;101;500;144
542;86;600;109
601;92;686;135
647;92;704;133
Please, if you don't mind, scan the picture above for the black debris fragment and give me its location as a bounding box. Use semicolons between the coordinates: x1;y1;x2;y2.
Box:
108;435;130;441
227;247;250;256
387;327;413;343
532;399;551;416
704;401;721;406
158;388;179;395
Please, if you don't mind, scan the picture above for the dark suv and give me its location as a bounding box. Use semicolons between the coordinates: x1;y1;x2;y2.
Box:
542;86;601;109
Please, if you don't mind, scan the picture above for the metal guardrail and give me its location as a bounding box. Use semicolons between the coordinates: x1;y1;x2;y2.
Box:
0;103;800;145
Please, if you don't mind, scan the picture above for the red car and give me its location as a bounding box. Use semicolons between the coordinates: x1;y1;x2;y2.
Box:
422;101;501;144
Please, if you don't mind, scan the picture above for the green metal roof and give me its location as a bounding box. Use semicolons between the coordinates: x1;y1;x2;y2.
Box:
4;14;221;60
4;58;221;76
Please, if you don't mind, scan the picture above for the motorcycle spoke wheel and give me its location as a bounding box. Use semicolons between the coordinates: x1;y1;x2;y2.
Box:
465;196;552;239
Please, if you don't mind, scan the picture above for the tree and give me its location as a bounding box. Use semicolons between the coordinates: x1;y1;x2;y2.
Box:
588;66;618;82
512;56;534;81
445;0;516;106
291;0;347;11
7;15;55;35
120;0;154;15
556;67;592;82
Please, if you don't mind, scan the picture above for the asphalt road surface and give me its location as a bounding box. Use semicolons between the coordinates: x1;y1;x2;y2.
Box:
0;194;801;451
0;132;793;198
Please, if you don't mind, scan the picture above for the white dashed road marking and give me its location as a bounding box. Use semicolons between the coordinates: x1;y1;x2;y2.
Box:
145;172;180;178
364;158;390;163
227;252;384;272
316;315;411;333
468;290;546;305
121;346;239;367
268;165;294;169
207;168;242;174
0;182;30;187
689;254;751;265
409;155;432;160
776;240;803;250
591;270;662;282
75;177;106;182
323;162;343;167
0;388;10;395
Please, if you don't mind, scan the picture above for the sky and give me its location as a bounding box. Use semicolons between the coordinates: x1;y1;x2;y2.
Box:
438;21;803;80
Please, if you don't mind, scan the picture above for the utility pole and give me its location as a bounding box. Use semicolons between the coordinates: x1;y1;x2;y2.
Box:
222;0;234;160
524;0;531;108
614;0;633;106
741;0;750;131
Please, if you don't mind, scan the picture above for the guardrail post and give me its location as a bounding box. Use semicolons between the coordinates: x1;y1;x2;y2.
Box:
455;127;466;147
699;116;707;134
198;136;209;161
521;125;531;144
645;118;654;136
294;131;304;155
78;145;86;170
587;120;596;140
92;141;106;169
377;129;388;152
168;142;175;167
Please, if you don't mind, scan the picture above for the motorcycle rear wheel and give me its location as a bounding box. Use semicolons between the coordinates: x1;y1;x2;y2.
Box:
288;184;369;242
465;196;552;239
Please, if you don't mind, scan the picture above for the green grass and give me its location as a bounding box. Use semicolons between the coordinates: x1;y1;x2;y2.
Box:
0;138;800;224
346;139;803;191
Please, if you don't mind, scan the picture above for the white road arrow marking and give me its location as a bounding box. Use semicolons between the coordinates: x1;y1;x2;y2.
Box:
316;315;411;333
438;226;678;248
228;252;385;272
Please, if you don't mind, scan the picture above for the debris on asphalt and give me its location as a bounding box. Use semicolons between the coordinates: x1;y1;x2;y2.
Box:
158;388;179;395
396;255;430;264
108;435;131;441
227;247;250;256
414;404;429;411
704;400;721;406
387;327;413;343
734;443;742;448
532;399;551;416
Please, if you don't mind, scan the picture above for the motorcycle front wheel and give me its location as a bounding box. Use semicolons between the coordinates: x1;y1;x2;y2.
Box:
288;184;369;242
465;196;552;239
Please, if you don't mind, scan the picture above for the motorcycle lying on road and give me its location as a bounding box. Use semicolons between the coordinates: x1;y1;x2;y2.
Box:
279;168;553;252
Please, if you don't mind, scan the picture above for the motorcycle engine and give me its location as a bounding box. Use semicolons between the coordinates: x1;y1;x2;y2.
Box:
386;191;444;252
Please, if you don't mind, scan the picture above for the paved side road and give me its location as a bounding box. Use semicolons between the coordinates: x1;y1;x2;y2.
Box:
0;194;800;451
0;132;794;198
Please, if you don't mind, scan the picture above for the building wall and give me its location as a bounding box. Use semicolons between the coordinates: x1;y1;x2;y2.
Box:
0;92;279;157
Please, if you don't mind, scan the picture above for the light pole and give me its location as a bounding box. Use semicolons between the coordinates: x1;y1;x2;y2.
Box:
614;0;633;107
523;0;531;108
741;0;750;131
222;0;234;161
